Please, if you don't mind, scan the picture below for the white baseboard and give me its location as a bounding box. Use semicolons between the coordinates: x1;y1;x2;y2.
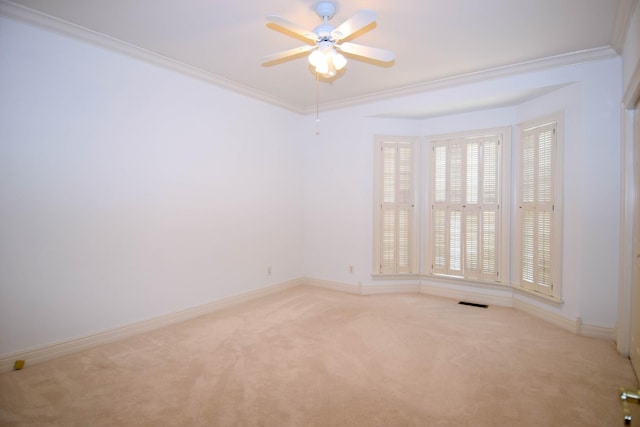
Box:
361;283;421;295
303;277;421;295
512;298;578;334
306;277;617;341
420;282;616;340
580;323;617;340
303;277;362;294
0;278;302;373
1;276;617;373
513;299;614;340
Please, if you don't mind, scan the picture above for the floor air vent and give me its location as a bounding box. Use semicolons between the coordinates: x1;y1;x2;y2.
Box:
458;301;489;308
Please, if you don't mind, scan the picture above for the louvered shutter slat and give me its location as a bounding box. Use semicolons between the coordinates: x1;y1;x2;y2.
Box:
465;207;480;278
378;140;415;274
449;209;462;273
398;208;411;271
434;145;447;203
450;143;463;204
537;210;552;288
483;139;498;204
481;209;497;277
522;134;535;204
433;207;447;271
398;146;412;203
466;142;479;204
518;122;556;295
431;133;502;280
538;129;553;204
382;207;396;272
383;146;396;203
521;210;535;284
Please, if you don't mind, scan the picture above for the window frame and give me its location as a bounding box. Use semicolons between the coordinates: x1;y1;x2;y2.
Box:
513;113;563;301
372;117;562;304
423;127;511;285
372;135;420;277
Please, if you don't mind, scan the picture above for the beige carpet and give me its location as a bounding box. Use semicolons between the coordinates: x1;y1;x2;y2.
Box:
0;285;637;426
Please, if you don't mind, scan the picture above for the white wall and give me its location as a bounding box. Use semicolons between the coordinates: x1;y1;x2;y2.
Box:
515;60;622;327
302;109;423;286
0;12;626;357
0;17;304;356
302;58;623;329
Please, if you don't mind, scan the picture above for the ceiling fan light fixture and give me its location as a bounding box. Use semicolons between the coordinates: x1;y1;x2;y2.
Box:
315;58;329;74
308;49;323;67
325;61;337;77
309;45;346;78
264;2;394;80
333;52;347;70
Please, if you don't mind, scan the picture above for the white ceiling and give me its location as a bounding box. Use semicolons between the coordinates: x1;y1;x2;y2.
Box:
1;0;630;115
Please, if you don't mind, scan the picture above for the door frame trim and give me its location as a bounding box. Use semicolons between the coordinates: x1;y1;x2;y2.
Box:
618;56;640;357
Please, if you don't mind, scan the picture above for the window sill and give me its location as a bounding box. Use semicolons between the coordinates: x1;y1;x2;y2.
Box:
371;273;420;281
372;272;509;292
421;273;510;291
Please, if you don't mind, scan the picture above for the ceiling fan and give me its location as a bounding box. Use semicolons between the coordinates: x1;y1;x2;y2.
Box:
262;2;395;79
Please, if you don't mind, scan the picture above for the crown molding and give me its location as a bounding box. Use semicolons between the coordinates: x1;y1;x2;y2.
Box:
0;0;305;114
301;46;619;114
0;0;621;116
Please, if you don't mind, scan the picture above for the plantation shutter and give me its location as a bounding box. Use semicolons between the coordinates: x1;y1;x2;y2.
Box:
518;122;555;295
380;142;415;273
431;135;501;280
479;137;499;281
432;145;447;272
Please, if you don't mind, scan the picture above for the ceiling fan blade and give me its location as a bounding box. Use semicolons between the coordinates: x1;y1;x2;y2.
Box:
261;45;316;64
337;42;395;62
331;10;376;40
267;15;318;41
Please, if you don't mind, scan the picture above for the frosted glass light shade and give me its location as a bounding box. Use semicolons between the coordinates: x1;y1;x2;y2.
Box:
315;60;329;74
308;45;347;78
333;53;346;70
308;50;323;67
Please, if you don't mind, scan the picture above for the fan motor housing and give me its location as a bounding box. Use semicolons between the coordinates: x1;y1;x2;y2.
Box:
314;23;334;38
